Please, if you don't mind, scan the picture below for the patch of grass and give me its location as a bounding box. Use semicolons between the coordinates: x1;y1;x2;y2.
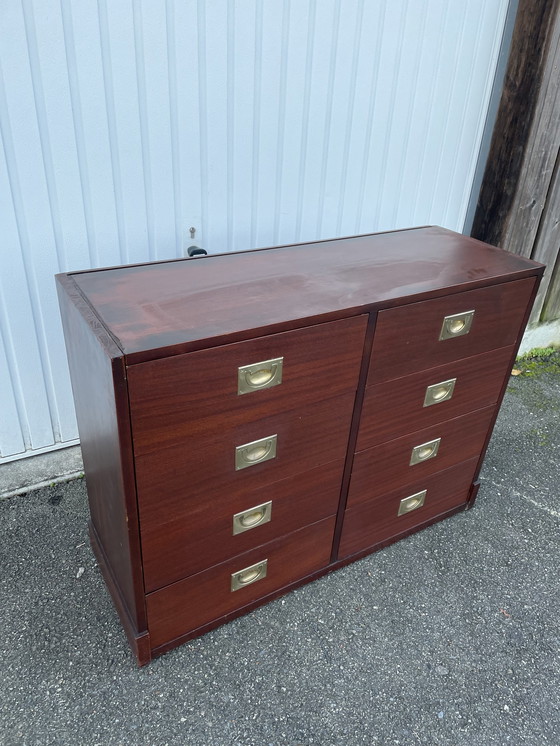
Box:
513;346;560;378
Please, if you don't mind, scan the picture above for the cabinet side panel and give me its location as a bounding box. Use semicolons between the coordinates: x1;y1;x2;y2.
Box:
56;275;146;633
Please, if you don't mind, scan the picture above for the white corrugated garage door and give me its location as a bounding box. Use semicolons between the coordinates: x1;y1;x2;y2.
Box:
0;0;510;461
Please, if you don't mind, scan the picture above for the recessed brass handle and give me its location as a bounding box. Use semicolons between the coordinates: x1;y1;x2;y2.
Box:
235;434;277;470
410;437;441;465
439;310;475;340
232;500;273;535
238;357;283;395
423;378;456;407
231;559;268;591
397;489;427;516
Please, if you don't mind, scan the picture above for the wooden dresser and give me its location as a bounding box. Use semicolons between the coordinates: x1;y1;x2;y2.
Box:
56;226;543;665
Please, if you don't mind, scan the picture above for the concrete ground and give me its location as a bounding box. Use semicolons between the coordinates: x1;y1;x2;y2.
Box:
1;355;559;746
0;445;83;500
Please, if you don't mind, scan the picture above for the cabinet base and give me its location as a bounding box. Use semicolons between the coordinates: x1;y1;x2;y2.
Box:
466;480;481;509
148;499;469;664
89;522;152;667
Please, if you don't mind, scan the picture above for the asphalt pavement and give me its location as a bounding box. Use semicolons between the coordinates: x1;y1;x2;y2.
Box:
1;354;559;746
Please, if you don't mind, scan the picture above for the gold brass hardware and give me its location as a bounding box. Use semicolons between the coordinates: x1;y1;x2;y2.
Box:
238;357;284;395
233;500;273;535
397;489;427;516
423;378;456;407
439;310;475;340
235;435;277;470
231;559;268;591
410;437;441;466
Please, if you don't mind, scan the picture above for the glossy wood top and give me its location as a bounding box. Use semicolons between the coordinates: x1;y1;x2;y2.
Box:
65;226;543;362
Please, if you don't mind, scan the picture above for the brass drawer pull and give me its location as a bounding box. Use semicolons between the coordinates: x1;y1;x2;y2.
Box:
233;500;273;535
238;357;283;395
410;437;441;465
423;378;456;407
235;435;277;470
439;310;475;340
398;489;427;516
231;559;268;591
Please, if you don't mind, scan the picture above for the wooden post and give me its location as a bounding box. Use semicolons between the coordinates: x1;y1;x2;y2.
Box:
471;0;559;249
471;0;560;324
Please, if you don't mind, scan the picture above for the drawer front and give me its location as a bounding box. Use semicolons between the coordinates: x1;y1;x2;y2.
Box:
147;517;336;648
349;406;494;508
357;345;514;449
128;315;367;456
367;278;535;384
135;392;355;508
338;459;478;559
140;460;343;592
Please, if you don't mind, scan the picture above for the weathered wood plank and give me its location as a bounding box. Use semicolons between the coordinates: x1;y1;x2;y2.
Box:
471;0;559;249
502;10;560;258
529;150;560;322
542;247;560;321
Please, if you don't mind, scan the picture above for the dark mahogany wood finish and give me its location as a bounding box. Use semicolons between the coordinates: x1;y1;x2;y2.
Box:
133;392;355;504
146;517;336;649
71;227;541;363
357;345;516;449
339;459;479;559
140;459;343;592
348;406;495;507
127;315;367;450
56;226;543;665
367;277;536;384
56;276;150;662
330;311;378;563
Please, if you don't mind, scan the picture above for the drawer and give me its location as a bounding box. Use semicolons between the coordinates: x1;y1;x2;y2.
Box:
338;459;478;559
140;460;343;592
367;278;535;384
357;345;514;448
146;516;336;649
128;315;367;455
348;406;494;508
135;392;355;509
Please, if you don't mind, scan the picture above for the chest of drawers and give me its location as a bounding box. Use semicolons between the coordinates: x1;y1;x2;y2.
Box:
56;226;543;665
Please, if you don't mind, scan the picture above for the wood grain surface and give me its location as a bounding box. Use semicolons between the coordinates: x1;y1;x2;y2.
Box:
348;406;495;507
56;275;147;633
367;278;536;384
140;459;343;592
89;522;151;665
128;316;366;455
134;393;356;506
70;226;543;362
357;345;515;449
146;517;336;648
338;459;478;559
471;0;558;249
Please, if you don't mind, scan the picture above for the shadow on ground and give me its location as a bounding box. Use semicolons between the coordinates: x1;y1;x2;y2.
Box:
1;357;559;746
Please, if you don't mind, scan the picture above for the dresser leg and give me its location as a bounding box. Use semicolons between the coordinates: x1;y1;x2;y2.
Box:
465;480;481;510
89;522;152;666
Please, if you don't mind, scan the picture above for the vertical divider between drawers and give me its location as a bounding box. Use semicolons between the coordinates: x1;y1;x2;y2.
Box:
331;311;378;562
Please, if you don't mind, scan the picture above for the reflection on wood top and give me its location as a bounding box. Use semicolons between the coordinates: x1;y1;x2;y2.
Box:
64;226;543;362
